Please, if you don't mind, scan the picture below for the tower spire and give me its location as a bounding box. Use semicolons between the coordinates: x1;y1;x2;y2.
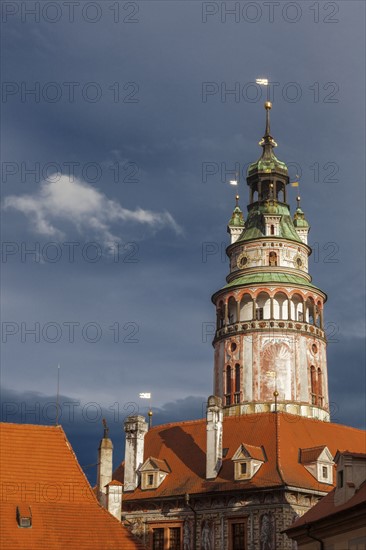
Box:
259;101;277;152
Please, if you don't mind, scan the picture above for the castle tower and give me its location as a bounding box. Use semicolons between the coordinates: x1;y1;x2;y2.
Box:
212;102;329;421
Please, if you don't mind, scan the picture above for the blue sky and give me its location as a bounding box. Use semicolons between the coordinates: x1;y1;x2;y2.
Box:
1;1;365;482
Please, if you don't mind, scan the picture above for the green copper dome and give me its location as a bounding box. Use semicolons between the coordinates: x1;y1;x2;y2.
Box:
248;151;288;175
237;202;302;243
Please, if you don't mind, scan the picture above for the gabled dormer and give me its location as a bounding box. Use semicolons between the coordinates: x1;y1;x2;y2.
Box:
300;445;334;485
232;444;265;481
139;457;170;490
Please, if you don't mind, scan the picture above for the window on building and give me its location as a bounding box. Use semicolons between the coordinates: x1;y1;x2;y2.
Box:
169;528;181;550
310;366;317;404
228;519;246;550
235;364;240;393
255;307;264;320
240;462;247;475
322;466;328;479
269;251;277;266
152;528;165;550
225;366;232;405
338;470;344;488
147;474;154;486
317;368;323;406
151;525;182;550
270;225;275;235
226;366;232;393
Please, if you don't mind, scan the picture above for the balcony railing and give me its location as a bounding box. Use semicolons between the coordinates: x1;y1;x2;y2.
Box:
215;319;325;340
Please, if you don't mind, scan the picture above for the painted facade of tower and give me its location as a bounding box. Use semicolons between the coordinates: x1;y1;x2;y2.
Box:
212;102;329;421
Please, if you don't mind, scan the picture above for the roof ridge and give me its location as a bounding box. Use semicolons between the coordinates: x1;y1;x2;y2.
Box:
148;417;205;432
0;421;63;429
300;444;327;451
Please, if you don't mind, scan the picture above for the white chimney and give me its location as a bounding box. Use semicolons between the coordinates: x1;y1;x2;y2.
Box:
206;396;223;480
124;415;148;491
97;421;113;508
107;481;123;521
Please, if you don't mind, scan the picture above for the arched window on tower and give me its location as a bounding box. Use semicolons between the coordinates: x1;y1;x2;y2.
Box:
317;368;323;406
310;366;317;405
225;366;232;406
234;364;240;404
217;301;224;329
307;298;316;325
270;224;275;236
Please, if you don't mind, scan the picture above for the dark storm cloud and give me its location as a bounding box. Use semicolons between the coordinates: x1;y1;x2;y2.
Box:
1;0;365;473
0;386;206;484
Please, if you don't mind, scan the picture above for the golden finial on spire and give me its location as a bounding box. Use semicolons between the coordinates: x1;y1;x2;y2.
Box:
235;194;239;206
297;195;301;208
264;101;272;136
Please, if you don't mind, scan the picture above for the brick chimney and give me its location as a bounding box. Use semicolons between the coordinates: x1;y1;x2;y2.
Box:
97;420;113;508
206;396;223;480
124;415;148;491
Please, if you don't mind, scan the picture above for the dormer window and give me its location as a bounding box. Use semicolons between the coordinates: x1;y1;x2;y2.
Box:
140;457;170;490
232;444;265;481
300;446;334;485
16;506;32;528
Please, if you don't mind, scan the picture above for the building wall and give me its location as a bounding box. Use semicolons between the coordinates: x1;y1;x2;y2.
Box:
214;327;329;421
123;490;322;550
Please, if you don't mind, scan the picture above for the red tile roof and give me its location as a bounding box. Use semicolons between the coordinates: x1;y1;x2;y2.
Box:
0;423;145;549
114;413;366;501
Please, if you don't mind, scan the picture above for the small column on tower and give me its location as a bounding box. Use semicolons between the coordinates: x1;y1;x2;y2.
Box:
293;196;310;244
227;195;245;244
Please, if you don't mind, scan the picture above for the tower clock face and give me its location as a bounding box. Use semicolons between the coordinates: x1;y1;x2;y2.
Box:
237;253;248;268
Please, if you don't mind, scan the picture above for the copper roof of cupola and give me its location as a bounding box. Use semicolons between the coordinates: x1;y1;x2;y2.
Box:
228;195;245;227
247;101;288;176
293;196;310;228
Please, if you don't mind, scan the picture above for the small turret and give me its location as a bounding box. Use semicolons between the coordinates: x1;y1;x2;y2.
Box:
227;195;245;244
97;419;113;508
293;196;310;244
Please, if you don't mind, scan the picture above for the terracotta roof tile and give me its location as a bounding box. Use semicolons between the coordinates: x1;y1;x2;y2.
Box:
114;413;366;501
0;423;145;549
299;445;328;464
